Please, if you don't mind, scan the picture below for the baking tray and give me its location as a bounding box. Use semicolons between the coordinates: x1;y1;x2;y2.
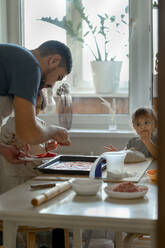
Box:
37;154;106;175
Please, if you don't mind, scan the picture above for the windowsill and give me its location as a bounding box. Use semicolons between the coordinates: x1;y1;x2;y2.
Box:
39;114;134;138
54;82;128;97
70;90;128;98
68;128;136;138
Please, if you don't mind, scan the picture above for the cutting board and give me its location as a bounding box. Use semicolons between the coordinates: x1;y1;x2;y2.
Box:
104;159;152;183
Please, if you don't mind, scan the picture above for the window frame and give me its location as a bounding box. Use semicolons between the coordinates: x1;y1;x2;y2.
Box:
0;0;8;43
3;0;153;131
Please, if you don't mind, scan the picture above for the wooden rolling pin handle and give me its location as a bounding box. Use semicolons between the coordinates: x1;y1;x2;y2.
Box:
31;181;72;207
31;193;48;206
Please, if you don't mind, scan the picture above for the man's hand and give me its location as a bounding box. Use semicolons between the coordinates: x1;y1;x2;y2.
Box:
53;127;71;146
45;140;58;152
0;144;24;164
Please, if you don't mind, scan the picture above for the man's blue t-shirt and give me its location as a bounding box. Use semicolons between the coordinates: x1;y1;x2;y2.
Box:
0;43;41;105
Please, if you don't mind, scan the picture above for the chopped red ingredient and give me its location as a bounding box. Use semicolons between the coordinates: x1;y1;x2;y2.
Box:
54;142;58;150
112;182;139;192
147;169;157;175
36;152;57;158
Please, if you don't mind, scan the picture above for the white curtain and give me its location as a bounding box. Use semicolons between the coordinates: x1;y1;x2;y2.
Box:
0;0;8;42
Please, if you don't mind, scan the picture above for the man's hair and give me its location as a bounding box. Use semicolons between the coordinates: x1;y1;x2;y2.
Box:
37;90;46;111
132;107;157;125
38;40;72;74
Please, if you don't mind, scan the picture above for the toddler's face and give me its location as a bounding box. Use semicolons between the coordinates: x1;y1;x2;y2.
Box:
133;115;155;137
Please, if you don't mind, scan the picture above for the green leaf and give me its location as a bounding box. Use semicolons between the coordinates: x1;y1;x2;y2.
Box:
84;31;89;37
111;56;116;61
39;16;83;43
76;22;82;32
40;0;129;61
93;26;97;34
121;20;127;25
98;14;106;23
125;6;129;14
40;16;67;29
110;16;115;22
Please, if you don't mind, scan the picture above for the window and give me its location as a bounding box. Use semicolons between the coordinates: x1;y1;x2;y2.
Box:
23;0;66;49
153;1;158;73
81;0;129;93
3;0;152;130
152;0;158;99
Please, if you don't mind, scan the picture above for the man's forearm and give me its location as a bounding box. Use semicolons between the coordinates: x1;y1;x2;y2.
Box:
16;123;69;146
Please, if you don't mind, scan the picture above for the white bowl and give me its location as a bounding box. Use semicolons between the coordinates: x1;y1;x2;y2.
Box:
71;178;102;195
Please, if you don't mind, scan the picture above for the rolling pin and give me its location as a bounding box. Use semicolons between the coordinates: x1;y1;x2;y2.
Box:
31;180;72;207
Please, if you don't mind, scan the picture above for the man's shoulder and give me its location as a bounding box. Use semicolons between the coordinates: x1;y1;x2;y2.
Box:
0;43;27;57
0;43;39;67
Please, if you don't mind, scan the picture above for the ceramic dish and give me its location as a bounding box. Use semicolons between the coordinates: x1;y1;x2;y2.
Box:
104;184;148;199
71;178;102;195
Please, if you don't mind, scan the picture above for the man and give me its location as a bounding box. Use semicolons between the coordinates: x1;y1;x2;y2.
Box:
0;40;72;164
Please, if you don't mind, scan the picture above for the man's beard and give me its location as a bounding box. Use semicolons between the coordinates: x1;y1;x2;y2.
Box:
39;79;45;89
39;68;56;89
39;78;52;89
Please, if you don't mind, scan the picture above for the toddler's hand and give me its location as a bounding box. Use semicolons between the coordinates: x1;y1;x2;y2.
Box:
104;145;118;151
140;130;152;144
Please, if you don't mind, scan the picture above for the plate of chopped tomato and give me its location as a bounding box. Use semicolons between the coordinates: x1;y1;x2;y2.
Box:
19;152;57;161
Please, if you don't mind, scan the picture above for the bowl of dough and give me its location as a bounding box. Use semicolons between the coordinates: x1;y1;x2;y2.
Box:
71;178;102;195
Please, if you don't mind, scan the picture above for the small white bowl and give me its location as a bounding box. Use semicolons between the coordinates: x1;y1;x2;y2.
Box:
71;178;102;195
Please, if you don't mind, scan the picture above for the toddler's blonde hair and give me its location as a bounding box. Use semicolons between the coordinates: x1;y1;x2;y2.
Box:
132;107;157;127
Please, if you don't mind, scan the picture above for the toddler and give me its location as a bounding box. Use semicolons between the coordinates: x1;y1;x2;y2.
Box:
104;107;157;247
0;90;57;193
105;107;157;159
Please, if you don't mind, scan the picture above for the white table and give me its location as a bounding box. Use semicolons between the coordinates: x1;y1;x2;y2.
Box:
0;164;157;248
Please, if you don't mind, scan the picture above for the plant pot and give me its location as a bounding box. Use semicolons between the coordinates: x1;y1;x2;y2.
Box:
91;61;122;94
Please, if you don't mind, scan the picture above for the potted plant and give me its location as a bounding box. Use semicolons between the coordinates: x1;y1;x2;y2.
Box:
40;0;128;93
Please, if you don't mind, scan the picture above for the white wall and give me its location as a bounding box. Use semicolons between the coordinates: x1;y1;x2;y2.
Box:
56;135;132;156
39;114;135;156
